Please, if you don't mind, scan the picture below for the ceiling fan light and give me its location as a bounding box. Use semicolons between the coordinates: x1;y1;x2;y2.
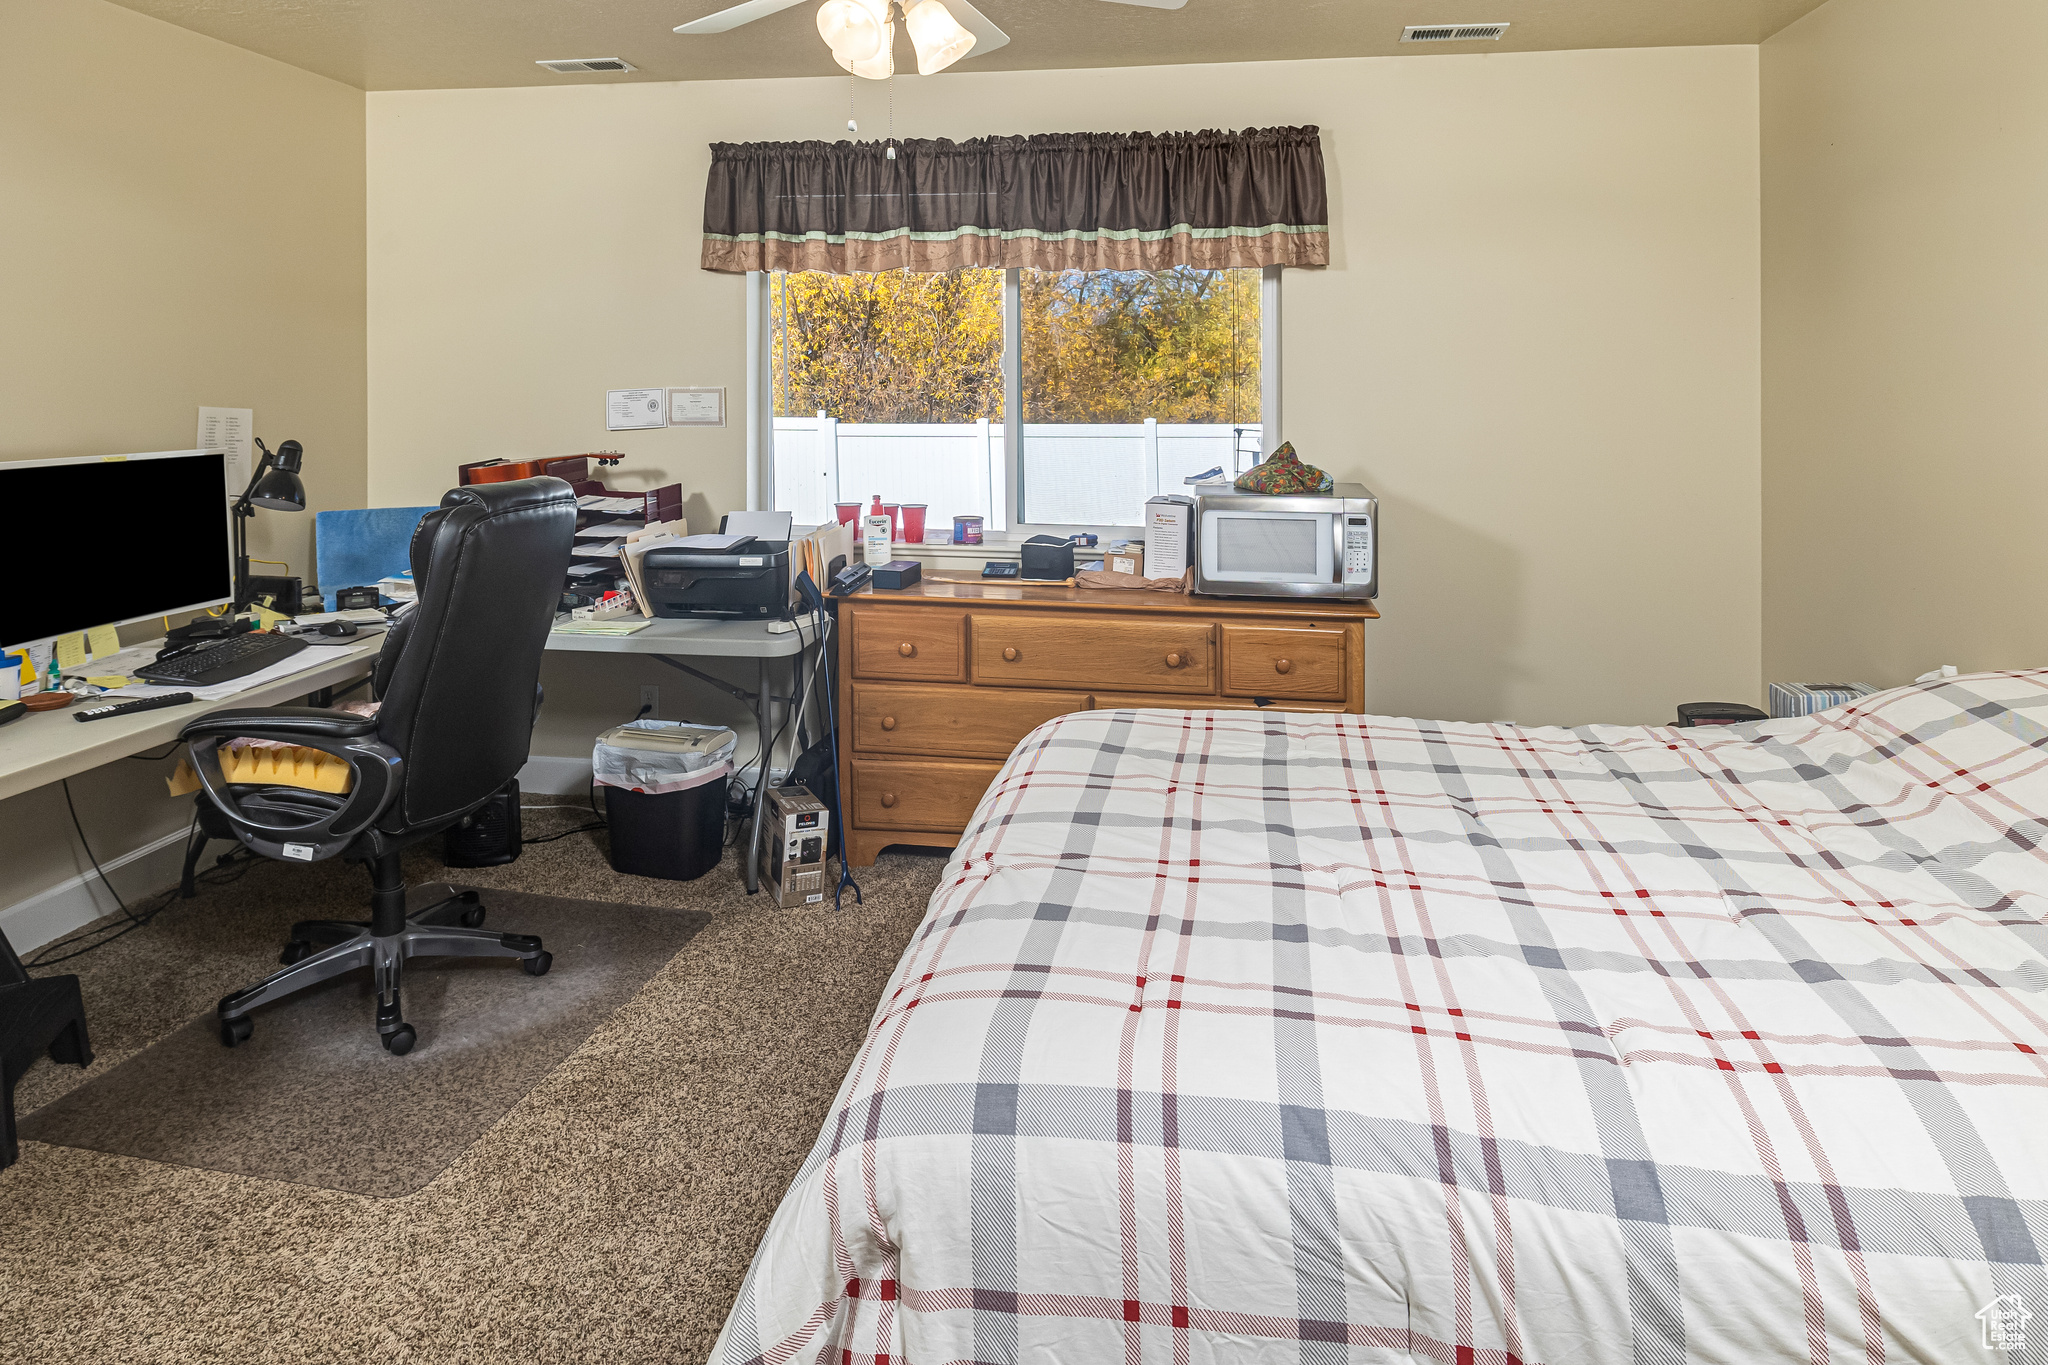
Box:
830;18;896;78
817;0;887;64
904;0;975;74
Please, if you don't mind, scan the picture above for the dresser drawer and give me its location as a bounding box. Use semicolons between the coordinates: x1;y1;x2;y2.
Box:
972;611;1215;695
851;683;1088;760
848;758;1002;832
1218;625;1348;702
851;608;967;682
1093;691;1348;714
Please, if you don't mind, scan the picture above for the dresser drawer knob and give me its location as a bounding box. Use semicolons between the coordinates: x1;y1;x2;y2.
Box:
880;792;898;809
1275;658;1293;675
897;642;915;657
1164;652;1184;668
881;716;897;731
1002;646;1018;662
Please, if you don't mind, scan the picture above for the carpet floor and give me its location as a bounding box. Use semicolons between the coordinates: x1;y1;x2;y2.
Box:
0;808;947;1365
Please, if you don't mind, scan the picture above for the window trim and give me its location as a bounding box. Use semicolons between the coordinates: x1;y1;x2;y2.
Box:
753;264;1282;539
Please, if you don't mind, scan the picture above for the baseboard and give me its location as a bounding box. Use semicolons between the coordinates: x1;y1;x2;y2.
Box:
517;756;790;801
516;754;596;797
0;826;195;956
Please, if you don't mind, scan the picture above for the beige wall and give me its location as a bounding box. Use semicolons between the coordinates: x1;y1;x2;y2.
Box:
1762;0;2048;686
368;44;1762;742
0;0;365;923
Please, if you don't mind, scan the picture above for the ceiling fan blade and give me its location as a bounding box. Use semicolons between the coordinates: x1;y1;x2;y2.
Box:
1097;0;1188;8
673;0;810;35
941;0;1010;59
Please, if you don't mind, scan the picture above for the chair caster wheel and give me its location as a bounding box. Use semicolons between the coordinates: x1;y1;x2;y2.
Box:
221;1017;253;1048
279;939;314;965
383;1025;417;1056
522;951;553;977
460;904;485;928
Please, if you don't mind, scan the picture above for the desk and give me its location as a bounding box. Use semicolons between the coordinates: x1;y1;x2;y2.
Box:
0;640;384;804
544;617;818;893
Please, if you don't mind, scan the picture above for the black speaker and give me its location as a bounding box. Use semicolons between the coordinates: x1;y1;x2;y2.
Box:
442;782;523;867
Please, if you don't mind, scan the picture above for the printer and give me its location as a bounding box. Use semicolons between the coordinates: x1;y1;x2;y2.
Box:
642;538;791;620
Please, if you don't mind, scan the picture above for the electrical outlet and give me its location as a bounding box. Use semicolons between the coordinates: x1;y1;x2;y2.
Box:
639;684;659;717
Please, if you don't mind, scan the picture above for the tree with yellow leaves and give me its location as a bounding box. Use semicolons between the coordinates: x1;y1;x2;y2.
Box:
773;267;1259;425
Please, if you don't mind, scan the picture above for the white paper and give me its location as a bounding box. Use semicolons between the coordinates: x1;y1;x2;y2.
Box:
575;519;645;538
607;388;668;431
198;406;254;488
723;510;793;541
668;387;726;427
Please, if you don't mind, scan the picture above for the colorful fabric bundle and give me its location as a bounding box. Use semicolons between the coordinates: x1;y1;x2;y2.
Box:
1232;442;1333;495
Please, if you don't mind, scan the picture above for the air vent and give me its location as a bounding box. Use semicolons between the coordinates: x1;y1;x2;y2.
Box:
535;57;638;74
1400;23;1509;42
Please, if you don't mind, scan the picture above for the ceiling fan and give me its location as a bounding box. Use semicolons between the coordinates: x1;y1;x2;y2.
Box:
675;0;1187;79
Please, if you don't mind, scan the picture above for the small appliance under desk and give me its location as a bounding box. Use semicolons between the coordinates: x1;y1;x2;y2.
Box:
834;576;1380;866
544;616;817;893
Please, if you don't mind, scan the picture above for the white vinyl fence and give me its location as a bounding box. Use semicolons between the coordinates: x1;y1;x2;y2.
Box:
773;416;1260;531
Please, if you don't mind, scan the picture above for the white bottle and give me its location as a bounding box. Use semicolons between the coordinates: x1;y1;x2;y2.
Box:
863;514;893;566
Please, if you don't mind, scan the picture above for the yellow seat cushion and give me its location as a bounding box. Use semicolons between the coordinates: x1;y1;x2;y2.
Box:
168;742;355;796
222;742;354;793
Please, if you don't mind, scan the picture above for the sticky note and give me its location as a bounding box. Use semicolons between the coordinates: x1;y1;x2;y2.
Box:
88;624;121;658
55;634;88;671
86;675;131;689
251;604;292;629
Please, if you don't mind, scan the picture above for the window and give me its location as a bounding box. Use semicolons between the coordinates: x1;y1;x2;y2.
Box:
768;266;1271;537
1018;268;1263;527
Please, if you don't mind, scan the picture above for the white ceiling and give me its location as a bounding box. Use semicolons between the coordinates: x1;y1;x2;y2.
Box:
104;0;1832;92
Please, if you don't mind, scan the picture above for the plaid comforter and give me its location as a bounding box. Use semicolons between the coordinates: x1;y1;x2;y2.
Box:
712;673;2048;1364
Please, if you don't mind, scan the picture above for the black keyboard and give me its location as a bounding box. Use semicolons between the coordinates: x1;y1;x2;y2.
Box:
136;632;310;686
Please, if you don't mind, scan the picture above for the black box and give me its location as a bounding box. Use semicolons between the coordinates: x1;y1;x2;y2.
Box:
443;781;523;867
244;575;303;615
1020;536;1076;581
333;585;381;611
871;560;922;590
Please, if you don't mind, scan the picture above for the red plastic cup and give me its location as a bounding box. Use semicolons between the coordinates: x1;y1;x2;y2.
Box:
881;503;901;542
834;502;862;526
899;504;928;543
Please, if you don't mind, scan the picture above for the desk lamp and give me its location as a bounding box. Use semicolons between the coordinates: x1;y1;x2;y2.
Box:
234;437;307;612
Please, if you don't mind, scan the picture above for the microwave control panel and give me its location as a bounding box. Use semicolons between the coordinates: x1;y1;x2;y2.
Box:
1343;517;1374;583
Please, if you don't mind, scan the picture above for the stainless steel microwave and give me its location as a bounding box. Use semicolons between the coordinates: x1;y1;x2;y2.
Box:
1191;483;1378;600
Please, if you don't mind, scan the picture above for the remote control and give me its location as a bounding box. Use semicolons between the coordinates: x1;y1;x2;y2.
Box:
73;692;197;722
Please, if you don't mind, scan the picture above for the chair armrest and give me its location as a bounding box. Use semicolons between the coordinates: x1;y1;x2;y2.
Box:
181;715;403;860
180;706;379;743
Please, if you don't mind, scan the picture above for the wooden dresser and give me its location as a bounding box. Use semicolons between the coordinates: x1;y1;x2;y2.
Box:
834;576;1379;865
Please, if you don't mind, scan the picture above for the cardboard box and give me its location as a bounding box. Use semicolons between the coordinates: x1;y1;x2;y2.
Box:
1143;494;1193;576
1107;541;1145;577
758;784;829;907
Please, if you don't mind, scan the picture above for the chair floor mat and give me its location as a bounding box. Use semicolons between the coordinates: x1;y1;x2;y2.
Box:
20;883;709;1198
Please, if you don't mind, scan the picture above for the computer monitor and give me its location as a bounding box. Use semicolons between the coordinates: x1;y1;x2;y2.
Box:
0;450;233;653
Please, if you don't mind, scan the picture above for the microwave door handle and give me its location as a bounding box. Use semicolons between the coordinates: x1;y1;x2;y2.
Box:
1331;513;1345;585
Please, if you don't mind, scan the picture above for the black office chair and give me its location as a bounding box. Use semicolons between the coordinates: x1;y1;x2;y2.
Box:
180;478;576;1055
0;929;93;1171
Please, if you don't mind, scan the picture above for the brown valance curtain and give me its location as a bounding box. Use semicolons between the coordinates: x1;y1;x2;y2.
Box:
701;126;1328;275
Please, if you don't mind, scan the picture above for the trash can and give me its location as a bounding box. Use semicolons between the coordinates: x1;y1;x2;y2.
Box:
593;721;737;882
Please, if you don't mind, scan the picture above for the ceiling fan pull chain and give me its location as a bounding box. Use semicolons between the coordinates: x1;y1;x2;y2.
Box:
886;57;896;159
847;70;857;134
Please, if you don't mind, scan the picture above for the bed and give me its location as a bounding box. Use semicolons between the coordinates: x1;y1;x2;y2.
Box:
712;673;2048;1364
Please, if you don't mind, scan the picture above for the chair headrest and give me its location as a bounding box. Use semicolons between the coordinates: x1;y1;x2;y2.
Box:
410;476;578;588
